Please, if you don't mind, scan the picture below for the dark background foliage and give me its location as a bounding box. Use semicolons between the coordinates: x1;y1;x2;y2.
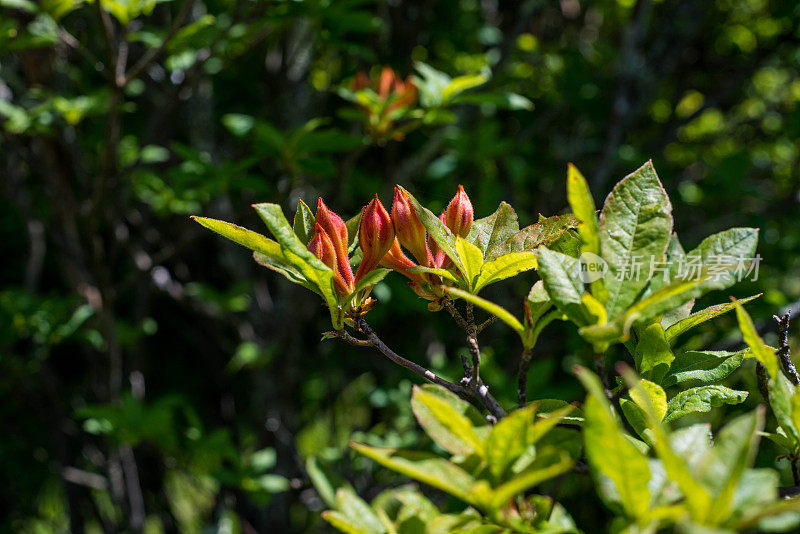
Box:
1;0;799;531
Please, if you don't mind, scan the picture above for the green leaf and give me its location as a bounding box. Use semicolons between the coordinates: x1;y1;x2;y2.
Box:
442;287;524;335
567;163;600;255
599;161;673;318
488;214;579;260
663;386;748;423
630;379;668;422
405;265;460;283
441;72;489;102
768;373;800;447
335;487;386;534
661;349;748;387
397;186;464;274
485;404;574;482
577;368;651;520
293;199;315;245
473;252;538;293
307;457;352;509
706;410;764;523
322;511;375;534
346;212;363;251
621;369;713;520
350;442;478;507
411;386;485;458
347;269;391;302
734;300;778;378
635;324;674;382
252;203;341;327
535;247;590;326
466;202;519;258
675;228;759;296
454;237;484;290
192;216;320;293
526;281;553;326
665;294;761;341
488;451;573;511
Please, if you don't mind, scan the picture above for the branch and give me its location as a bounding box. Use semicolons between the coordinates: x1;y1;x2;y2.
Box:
774;311;798;385
337;317;507;420
123;0;197;86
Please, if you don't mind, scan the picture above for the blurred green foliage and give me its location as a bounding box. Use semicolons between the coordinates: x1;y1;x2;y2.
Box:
1;0;800;531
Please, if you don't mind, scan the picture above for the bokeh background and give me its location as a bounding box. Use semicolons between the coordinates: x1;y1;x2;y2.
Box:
2;0;800;532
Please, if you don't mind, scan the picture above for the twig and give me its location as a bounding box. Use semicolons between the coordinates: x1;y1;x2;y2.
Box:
517;347;532;408
476;315;498;334
466;335;481;385
336;318;506;420
756;361;770;404
774;312;798;385
443;299;469;331
594;352;613;400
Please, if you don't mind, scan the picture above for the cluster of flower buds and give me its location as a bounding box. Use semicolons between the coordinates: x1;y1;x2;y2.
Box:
385;185;474;299
306;186;473;308
350;66;418;142
307;197;395;300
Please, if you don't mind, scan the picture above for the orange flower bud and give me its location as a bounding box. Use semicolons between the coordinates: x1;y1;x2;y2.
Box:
445;185;473;237
315;198;354;290
355;196;395;283
380;238;422;280
378;66;396;100
308;223;351;296
428;209;448;268
391;187;432;266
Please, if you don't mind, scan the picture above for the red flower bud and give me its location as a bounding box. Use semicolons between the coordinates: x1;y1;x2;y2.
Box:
355;196;395;283
445;185;473;237
315;198;354;290
308;223;351;296
392;187;432;266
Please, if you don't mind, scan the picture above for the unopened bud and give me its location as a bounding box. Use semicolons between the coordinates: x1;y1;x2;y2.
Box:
445;185;473;237
355;196;395;283
315;198;354;289
308;223;351;296
378;66;395;100
428;209;447;268
392;187;431;266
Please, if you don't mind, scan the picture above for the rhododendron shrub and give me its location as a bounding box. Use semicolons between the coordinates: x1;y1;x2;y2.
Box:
194;161;800;533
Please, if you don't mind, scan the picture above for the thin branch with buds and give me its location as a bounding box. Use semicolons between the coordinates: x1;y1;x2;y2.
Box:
774;311;798;385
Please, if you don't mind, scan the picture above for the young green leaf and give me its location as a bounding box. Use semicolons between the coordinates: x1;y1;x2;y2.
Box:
566;163;600;255
454;237;484;290
473;251;538;293
661;350;748;387
405;265;461;283
293;199;315;244
577;368;652;521
665;294;761;341
635;324;674;382
599;161;673;318
663;386;748;423
734;299;778;378
488;451;573;511
466;201;519;257
335;487;387;534
411;385;485;458
350;442;478;507
488;214;579;260
535;247;590;326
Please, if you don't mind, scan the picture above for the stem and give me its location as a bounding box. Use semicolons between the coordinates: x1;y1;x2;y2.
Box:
756;361;770;405
594;352;612;400
774;312;798;385
337;318;506;420
517;347;532;408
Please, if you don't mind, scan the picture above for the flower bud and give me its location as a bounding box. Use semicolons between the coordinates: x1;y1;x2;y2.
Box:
352;71;370;91
355;196;395;283
308;223;351;296
427;209;447;268
380;238;424;282
445;185;473;237
378;66;396;100
315;198;354;289
392;187;432;266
